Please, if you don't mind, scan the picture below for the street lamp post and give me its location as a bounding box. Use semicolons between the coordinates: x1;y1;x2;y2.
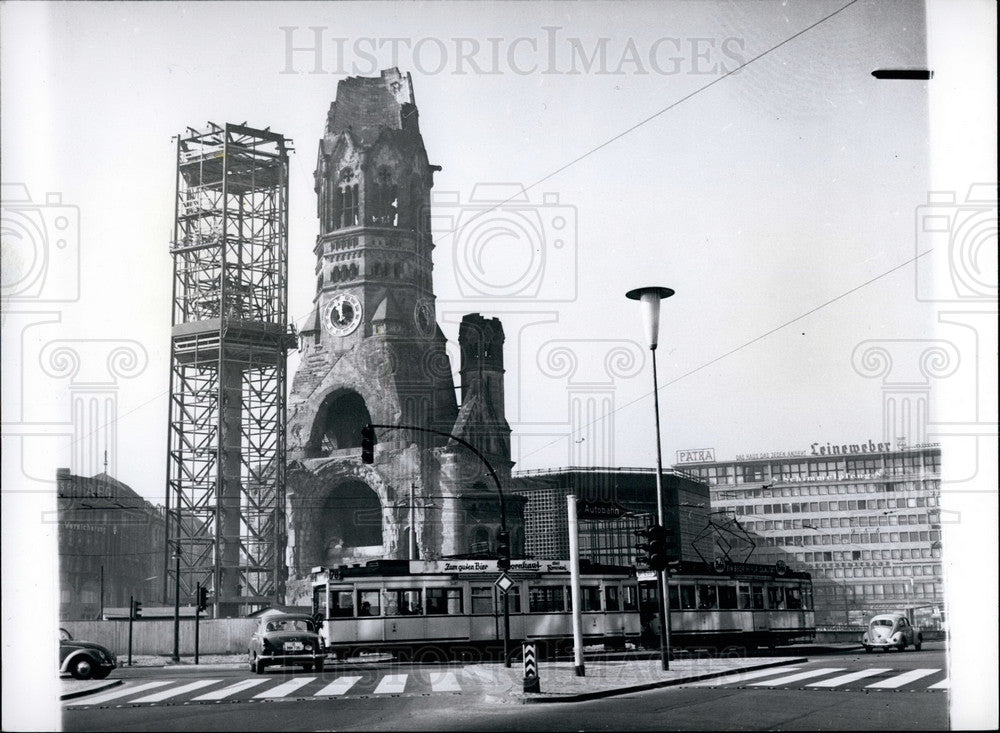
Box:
626;285;675;672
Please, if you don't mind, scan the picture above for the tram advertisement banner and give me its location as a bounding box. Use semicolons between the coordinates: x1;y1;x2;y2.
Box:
412;559;570;575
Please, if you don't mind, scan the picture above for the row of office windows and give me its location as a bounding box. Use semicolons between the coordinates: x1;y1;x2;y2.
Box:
716;481;940;502
826;565;940;579
753;530;940;547
799;547;940;563
816;582;940;598
725;496;938;516
742;513;937;531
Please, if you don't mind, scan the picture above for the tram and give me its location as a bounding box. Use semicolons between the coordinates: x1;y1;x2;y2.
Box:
310;558;643;660
638;560;816;651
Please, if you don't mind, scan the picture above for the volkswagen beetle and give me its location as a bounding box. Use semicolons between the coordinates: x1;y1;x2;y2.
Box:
248;613;325;673
59;628;117;680
862;613;923;652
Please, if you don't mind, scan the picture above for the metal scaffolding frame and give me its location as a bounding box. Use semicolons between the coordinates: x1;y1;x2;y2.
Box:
165;122;294;616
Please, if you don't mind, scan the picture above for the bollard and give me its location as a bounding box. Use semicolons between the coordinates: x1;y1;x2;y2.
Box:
522;642;540;693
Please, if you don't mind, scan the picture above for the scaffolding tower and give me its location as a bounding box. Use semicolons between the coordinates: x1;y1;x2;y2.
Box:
165;123;294;616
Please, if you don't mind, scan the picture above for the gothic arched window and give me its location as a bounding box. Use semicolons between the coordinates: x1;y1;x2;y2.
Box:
371;167;398;227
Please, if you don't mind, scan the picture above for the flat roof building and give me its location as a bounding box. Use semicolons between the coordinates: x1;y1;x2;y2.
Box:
677;442;943;628
510;467;713;568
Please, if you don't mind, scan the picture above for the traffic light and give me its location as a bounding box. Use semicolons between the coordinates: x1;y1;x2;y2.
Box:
197;585;209;612
635;524;672;571
496;530;511;571
361;424;375;464
132;599;142;618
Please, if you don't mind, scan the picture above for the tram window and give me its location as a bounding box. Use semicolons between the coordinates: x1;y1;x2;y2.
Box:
582;586;601;612
623;585;639;612
426;588;462;615
528;586;565;613
679;585;696;610
697;584;718;610
471;586;494;614
508;586;522;613
605;586;621;611
751;585;765;610
330;590;354;617
386;589;422;616
738;584;751;609
767;586;784;609
718;584;738;609
668;584;680;610
358;590;380;616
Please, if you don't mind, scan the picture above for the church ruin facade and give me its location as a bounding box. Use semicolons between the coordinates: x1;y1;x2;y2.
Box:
284;69;525;600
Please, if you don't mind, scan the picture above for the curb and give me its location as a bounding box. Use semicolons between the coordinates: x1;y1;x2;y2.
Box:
515;657;807;704
60;678;123;701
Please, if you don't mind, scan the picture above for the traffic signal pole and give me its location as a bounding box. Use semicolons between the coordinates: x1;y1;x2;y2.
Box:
363;422;513;666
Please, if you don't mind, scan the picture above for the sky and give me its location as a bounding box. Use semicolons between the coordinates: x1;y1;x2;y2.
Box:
1;1;996;727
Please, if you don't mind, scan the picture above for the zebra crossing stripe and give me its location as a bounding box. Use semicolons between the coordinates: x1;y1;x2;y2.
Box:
927;678;949;689
430;671;461;692
373;674;408;694
253;677;315;698
865;668;939;689
807;668;892;688
685;666;804;687
131;679;219;703
315;676;363;696
747;668;846;686
64;680;174;706
192;678;270;700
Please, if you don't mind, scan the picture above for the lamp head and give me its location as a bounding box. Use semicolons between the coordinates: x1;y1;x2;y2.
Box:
626;286;674;350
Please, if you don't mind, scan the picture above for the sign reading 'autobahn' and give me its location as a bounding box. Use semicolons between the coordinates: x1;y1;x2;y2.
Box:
575;499;629;520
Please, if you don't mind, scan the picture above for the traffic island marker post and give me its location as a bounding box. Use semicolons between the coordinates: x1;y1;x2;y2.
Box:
522;642;540;693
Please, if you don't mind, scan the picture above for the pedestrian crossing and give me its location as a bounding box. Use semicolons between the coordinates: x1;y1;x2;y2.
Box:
682;665;948;692
65;670;467;708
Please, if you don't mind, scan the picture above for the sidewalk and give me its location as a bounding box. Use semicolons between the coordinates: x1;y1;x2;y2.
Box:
464;655;806;703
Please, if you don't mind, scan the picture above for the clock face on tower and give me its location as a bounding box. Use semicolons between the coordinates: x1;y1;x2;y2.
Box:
414;298;435;337
324;293;363;336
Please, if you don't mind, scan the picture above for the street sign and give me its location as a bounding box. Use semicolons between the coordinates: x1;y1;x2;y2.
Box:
495;572;515;594
575;499;628;520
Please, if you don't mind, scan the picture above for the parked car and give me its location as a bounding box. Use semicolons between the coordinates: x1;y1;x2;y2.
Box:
862;614;923;652
248;613;325;674
59;628;117;680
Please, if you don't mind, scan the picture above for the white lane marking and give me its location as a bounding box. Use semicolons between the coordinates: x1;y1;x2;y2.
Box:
927;677;949;689
807;668;893;687
191;678;270;700
865;668;939;689
747;668;846;686
373;674;408;694
685;666;804;687
314;676;363;696
429;671;461;692
253;677;315;698
130;679;220;703
64;680;174;706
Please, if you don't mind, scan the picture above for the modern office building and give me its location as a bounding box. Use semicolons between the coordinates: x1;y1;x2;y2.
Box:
676;442;944;627
510;467;713;566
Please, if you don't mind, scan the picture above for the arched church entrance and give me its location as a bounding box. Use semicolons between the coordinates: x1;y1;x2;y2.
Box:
306;389;372;457
318;480;383;564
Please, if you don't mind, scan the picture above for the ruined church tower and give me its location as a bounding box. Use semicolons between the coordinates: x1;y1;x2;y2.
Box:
284;69;524;597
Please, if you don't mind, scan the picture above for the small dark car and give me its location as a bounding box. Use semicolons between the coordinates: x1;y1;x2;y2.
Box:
248;614;325;674
59;628;117;680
